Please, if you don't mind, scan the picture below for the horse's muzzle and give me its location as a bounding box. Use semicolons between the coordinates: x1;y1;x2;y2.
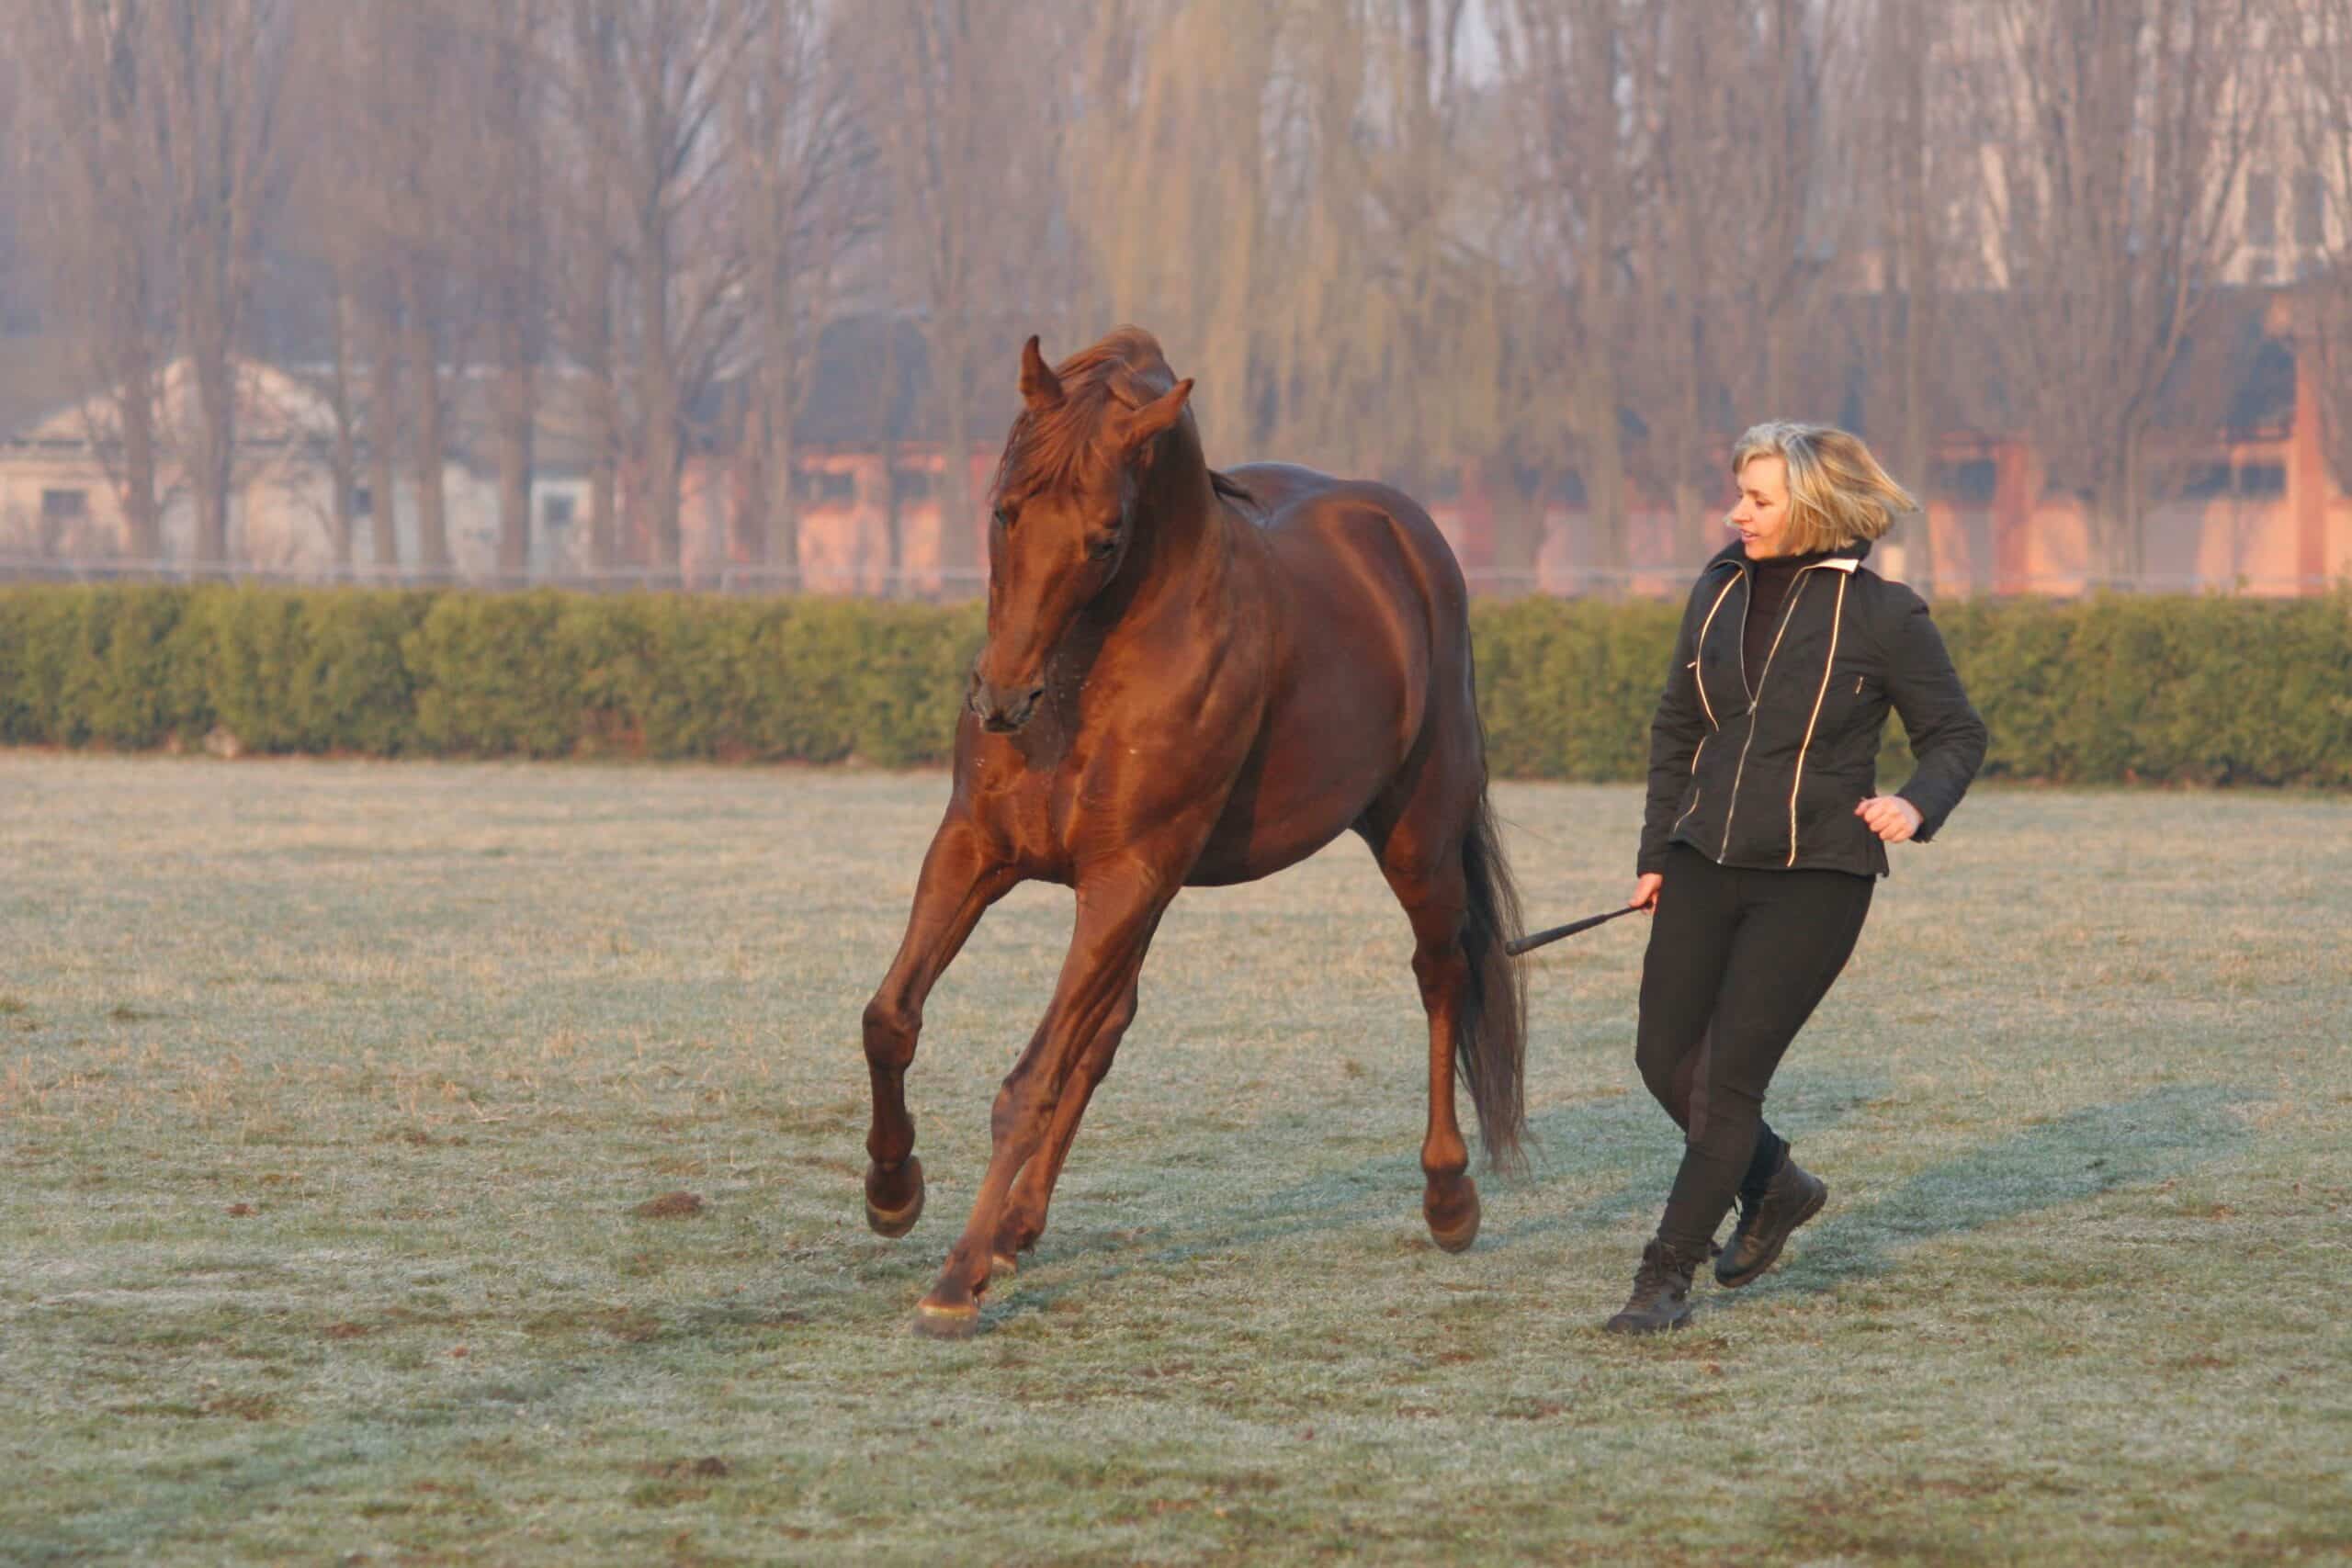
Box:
968;671;1046;733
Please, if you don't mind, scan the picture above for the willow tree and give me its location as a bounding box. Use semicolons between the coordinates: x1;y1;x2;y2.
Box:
1069;0;1504;502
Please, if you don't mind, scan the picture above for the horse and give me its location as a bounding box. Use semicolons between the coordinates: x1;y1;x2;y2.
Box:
859;327;1527;1337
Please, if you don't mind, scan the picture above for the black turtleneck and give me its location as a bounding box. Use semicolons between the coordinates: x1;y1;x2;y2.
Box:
1742;549;1838;696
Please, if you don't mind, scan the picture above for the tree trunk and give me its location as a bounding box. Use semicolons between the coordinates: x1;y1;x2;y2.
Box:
188;317;237;570
1575;364;1628;592
325;291;360;570
758;270;801;581
367;311;402;569
116;359;164;560
639;226;683;579
404;290;450;574
880;428;904;599
1488;466;1541;598
1894;10;1935;595
936;342;975;597
582;302;618;572
494;323;535;582
767;416;799;582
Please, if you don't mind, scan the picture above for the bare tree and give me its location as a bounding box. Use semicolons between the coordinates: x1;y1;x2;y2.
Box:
1496;0;1644;588
861;0;1072;593
145;0;296;569
727;0;868;580
570;0;759;577
1858;0;1948;592
6;0;171;559
551;0;626;572
1981;0;2271;581
450;0;555;582
2292;0;2352;496
1617;0;1846;555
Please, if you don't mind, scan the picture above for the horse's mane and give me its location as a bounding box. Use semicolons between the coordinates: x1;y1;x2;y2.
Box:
993;328;1254;511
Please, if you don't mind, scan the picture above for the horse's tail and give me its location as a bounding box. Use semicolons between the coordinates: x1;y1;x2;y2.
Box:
1457;778;1530;1175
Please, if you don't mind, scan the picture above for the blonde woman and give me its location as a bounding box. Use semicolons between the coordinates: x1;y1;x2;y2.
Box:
1607;423;1987;1334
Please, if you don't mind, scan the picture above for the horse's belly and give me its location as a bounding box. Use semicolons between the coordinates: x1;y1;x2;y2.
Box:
1186;781;1363;886
1184;670;1409;886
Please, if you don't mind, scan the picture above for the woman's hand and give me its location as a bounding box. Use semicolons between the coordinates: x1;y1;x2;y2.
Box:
1629;873;1664;912
1855;795;1924;843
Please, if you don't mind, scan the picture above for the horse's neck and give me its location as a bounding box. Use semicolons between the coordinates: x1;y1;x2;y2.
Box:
1117;457;1231;622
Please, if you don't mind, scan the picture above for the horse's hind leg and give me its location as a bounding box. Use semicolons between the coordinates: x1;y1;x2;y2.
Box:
1363;790;1486;1252
990;976;1140;1270
861;815;1017;1236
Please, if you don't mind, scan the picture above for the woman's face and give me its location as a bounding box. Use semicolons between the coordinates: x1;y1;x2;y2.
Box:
1728;455;1793;559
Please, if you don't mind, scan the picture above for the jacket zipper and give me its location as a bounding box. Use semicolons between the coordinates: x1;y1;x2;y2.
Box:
1671;575;1740;838
1718;568;1818;862
1690;575;1739;729
1785;573;1850;866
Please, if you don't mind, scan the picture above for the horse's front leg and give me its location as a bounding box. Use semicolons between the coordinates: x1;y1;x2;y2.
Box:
861;813;1018;1236
912;867;1172;1337
989;974;1143;1270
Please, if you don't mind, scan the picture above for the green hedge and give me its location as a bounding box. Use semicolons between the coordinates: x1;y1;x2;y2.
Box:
1;584;2346;785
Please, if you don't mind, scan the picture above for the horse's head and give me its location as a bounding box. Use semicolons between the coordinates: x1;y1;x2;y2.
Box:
967;332;1193;734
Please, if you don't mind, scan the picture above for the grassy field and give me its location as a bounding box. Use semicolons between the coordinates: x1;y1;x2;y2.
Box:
1;755;2346;1565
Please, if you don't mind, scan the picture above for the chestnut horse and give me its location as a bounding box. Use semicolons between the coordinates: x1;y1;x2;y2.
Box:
860;327;1526;1337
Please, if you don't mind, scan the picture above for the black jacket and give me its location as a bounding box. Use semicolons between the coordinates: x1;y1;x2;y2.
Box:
1639;540;1987;878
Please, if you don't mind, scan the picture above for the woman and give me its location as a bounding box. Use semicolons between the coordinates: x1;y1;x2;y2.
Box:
1607;422;1987;1335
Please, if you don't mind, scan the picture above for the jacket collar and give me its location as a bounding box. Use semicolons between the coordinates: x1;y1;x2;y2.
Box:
1704;537;1871;578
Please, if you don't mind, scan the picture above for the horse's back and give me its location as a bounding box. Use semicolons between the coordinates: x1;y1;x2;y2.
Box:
1227;462;1468;627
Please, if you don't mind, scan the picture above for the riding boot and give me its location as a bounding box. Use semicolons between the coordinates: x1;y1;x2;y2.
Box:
1715;1147;1828;1288
1603;1236;1702;1335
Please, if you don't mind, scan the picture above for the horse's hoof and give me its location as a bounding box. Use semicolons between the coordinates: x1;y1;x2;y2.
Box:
910;1298;980;1340
989;1252;1019;1280
865;1156;925;1238
1428;1211;1481;1253
1425;1179;1481;1253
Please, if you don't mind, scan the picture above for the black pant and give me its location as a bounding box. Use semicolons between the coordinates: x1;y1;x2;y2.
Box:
1636;843;1874;1258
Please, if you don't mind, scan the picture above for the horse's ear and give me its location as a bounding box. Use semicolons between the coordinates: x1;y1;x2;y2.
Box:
1119;378;1193;450
1019;335;1063;411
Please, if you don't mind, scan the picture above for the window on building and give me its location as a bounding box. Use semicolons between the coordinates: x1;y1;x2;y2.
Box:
891;468;935;502
2234;462;2286;500
796;468;856;506
352;484;373;517
40;489;88;522
1931;459;1999;507
2245;171;2277;248
2294;172;2327;249
2184;462;2232;500
541;492;575;529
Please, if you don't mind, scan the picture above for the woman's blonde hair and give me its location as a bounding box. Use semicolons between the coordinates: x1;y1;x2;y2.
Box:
1730;422;1917;555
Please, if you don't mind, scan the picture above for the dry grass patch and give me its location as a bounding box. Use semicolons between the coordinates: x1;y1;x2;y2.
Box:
0;757;2346;1566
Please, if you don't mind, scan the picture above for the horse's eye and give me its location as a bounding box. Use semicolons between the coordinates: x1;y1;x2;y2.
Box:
1088;534;1120;561
992;506;1013;531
